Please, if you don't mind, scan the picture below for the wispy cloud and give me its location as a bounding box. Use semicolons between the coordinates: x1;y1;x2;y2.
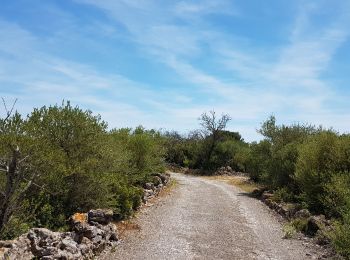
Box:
0;1;349;140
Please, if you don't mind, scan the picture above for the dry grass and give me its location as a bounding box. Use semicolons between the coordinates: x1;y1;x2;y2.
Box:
204;175;261;193
116;220;141;238
150;178;178;202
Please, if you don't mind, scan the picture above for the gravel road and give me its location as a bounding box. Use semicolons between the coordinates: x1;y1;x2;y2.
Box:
103;173;328;260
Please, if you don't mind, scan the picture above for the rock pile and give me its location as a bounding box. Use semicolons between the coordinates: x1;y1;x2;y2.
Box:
257;189;332;245
142;173;170;203
215;166;246;176
0;209;118;260
261;191;302;219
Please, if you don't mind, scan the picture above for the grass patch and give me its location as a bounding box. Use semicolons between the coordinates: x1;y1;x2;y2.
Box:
204;175;261;193
156;177;178;199
166;178;178;190
283;223;297;239
116;220;141;238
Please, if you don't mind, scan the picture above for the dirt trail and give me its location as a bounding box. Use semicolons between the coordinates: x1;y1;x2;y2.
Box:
103;173;328;260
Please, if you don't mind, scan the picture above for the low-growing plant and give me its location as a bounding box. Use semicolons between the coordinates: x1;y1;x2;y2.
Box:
329;211;350;259
283;223;297;239
290;218;309;232
272;187;295;203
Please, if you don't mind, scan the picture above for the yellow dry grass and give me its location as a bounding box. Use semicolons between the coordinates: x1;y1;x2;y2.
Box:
204;175;260;193
71;212;87;223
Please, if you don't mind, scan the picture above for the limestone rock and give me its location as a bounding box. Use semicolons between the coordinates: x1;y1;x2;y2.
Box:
27;228;82;259
152;176;162;186
261;191;274;201
2;209;118;260
144;182;154;190
152;173;170;184
306;215;327;236
295;209;311;219
88;209;113;225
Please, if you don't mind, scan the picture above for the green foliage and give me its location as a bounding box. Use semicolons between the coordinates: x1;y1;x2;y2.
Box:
283;218;309;239
329;210;350;259
0;216;32;240
162;131;186;166
128;126;165;175
0;101;165;239
162;114;349;256
283;223;297;239
290;218;309;232
101;173;143;220
246;140;271;182
323;173;350;218
272;187;295;203
295;131;342;212
212;140;242;170
109;126;165;184
247;116;350;257
163;125;248;173
257;116;317;190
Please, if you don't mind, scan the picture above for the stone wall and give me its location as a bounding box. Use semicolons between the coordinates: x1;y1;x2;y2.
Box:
0;209;118;260
0;173;171;260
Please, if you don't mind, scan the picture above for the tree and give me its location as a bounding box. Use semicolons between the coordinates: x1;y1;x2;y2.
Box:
0;98;35;232
199;111;231;171
24;101;110;216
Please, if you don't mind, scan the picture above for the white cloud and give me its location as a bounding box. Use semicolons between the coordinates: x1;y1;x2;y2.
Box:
174;0;237;16
1;1;349;141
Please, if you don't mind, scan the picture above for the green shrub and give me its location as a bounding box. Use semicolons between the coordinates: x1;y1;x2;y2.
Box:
246;140;271;182
283;223;297;239
0;101;166;238
295;131;340;213
290;218;309;232
329;211;350;259
272;187;295;203
323;173;350;218
0;216;31;240
105;173;143;220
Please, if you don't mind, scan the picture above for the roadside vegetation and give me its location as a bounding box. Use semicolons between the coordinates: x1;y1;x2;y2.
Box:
1;101;349;258
0;100;165;239
205;175;261;193
163;113;350;259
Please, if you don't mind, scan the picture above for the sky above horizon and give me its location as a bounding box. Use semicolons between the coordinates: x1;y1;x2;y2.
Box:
0;0;349;141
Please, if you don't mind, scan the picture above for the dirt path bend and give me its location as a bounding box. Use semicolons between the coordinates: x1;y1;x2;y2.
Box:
103;173;327;260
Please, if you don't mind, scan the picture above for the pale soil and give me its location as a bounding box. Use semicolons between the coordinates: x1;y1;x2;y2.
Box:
102;172;330;260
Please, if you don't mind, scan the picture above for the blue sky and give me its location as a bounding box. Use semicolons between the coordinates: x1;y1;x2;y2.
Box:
0;0;349;141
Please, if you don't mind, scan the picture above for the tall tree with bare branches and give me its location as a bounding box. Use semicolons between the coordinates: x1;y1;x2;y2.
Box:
0;98;35;232
199;111;231;171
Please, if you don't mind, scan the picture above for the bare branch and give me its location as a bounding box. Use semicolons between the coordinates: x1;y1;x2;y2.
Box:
1;97;17;121
199;110;231;136
18;155;30;164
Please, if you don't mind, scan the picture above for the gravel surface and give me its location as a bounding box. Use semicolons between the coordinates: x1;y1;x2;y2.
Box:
102;173;329;260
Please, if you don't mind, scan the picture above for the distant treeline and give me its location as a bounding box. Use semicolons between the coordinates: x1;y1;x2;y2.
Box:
164;114;350;258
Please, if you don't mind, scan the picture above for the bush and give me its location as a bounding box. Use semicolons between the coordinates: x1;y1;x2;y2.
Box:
323;173;350;218
106;174;143;220
0;101;166;238
246;140;271;182
290;218;309;232
295;131;343;213
0;216;32;240
272;187;295;203
329;210;350;259
283;223;297;239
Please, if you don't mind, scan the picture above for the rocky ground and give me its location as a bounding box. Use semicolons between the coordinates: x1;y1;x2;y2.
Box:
103;172;331;260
